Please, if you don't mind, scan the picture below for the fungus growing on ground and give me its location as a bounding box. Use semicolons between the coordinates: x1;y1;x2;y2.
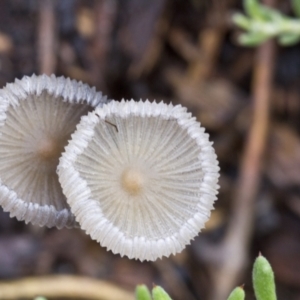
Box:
58;100;219;261
0;74;108;228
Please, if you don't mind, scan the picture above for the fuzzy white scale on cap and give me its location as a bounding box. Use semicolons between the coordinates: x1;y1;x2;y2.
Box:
58;100;220;260
0;74;108;228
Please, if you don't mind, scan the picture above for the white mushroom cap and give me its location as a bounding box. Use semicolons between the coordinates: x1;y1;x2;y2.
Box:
58;100;219;260
0;74;108;229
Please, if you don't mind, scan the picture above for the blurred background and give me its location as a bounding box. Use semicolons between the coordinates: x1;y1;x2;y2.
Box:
0;0;299;299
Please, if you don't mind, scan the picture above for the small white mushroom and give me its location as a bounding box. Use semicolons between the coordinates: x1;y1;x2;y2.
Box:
0;74;108;229
58;100;219;261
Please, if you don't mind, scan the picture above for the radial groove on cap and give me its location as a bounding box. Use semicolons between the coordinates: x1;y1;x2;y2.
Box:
58;100;219;260
0;74;108;228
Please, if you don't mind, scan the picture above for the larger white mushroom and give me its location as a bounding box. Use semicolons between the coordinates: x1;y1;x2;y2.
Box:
0;74;108;228
58;100;219;261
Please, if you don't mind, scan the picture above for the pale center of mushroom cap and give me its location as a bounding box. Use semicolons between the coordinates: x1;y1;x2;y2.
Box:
37;137;62;160
121;168;145;195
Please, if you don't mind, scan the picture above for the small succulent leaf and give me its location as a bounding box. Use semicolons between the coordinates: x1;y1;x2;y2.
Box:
227;287;245;300
136;285;152;300
278;33;300;46
235;0;300;47
253;256;277;300
292;0;300;18
244;0;282;21
259;6;283;22
232;13;251;30
244;0;266;20
152;286;172;300
238;32;270;46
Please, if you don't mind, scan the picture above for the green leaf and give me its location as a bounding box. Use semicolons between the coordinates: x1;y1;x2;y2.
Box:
292;0;300;18
259;6;283;21
152;286;172;300
227;287;245;300
278;33;300;45
244;0;283;21
136;285;152;300
253;255;277;300
238;32;270;46
232;13;251;30
244;0;265;20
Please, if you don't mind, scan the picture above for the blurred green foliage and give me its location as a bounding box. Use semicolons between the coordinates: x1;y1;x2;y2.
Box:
233;0;300;46
135;285;172;300
227;287;246;300
135;285;152;300
135;255;276;300
253;255;277;300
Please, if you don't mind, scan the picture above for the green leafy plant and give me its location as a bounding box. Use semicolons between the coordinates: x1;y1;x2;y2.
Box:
233;0;300;46
252;255;277;300
135;285;152;300
135;255;276;300
135;285;172;300
227;287;245;300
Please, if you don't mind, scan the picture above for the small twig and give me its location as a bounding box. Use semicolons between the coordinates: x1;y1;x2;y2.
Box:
0;275;134;300
95;113;118;132
206;1;276;299
168;7;226;85
37;0;56;75
105;119;118;132
90;0;117;90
